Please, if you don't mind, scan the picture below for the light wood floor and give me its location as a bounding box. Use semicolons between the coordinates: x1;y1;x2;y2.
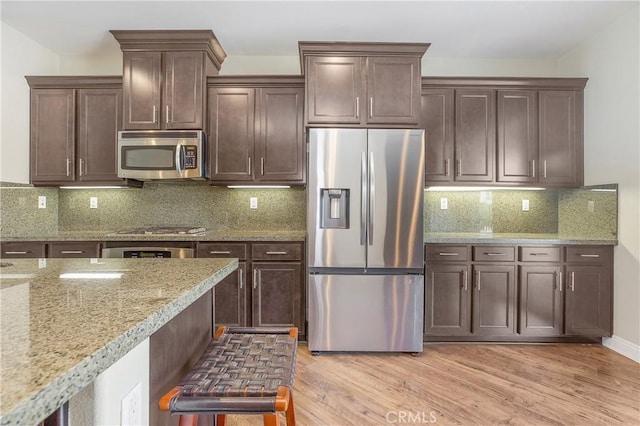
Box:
224;343;639;425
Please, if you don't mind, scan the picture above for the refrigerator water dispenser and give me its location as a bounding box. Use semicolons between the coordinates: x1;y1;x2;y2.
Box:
320;189;349;228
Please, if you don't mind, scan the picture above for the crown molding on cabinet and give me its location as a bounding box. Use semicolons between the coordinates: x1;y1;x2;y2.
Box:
422;77;588;89
25;76;122;89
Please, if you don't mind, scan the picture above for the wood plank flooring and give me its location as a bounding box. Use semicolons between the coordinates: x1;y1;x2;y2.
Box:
223;343;639;425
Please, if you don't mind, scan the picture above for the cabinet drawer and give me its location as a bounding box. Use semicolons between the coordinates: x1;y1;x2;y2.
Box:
49;242;101;258
519;246;561;262
425;245;468;262
198;243;247;260
1;242;46;258
566;246;611;264
252;243;302;261
473;246;515;262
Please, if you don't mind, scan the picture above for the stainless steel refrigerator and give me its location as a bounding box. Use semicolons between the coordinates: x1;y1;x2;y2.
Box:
307;128;425;352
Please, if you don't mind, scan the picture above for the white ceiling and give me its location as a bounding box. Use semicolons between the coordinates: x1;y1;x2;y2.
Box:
1;1;636;59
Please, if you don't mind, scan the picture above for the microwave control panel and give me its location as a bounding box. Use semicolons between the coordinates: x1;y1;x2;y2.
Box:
183;145;198;169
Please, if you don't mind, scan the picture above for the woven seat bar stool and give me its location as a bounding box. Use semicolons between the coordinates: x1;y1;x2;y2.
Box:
160;326;298;426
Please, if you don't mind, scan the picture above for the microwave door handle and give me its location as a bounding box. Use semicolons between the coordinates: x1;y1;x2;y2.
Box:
175;144;184;175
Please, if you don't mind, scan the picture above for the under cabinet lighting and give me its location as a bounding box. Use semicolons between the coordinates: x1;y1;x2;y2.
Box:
426;186;545;191
59;186;133;190
60;272;124;279
227;185;291;189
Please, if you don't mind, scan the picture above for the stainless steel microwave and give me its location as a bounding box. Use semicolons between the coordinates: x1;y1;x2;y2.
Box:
117;130;206;180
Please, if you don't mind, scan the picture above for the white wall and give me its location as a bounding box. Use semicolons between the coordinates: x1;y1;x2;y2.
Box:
422;57;557;76
558;6;640;353
0;21;59;183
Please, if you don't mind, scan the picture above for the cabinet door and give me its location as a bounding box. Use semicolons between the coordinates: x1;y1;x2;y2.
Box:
208;88;255;181
425;264;471;336
472;265;516;335
497;91;538;183
77;88;122;182
565;265;612;336
539;91;582;186
252;262;302;331
256;87;305;182
455;89;496;182
306;56;363;125
1;242;46;258
30;89;75;183
519;266;563;336
48;242;101;258
366;56;421;125
163;51;204;130
422;89;454;184
123;51;161;130
213;262;248;328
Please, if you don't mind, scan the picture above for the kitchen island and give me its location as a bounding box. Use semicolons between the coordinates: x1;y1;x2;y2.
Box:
0;257;237;425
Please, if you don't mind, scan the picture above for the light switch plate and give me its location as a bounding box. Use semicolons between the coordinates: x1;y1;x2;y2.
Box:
90;197;98;209
588;200;595;212
522;199;530;211
440;198;448;210
38;196;46;209
250;197;258;209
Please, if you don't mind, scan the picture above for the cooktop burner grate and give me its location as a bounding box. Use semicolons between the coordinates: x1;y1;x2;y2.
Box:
112;226;206;236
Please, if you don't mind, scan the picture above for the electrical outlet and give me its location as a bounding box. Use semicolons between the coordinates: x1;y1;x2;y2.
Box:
121;382;142;426
38;196;46;209
90;197;98;209
522;199;530;211
440;198;448;210
250;197;258;209
587;200;595;212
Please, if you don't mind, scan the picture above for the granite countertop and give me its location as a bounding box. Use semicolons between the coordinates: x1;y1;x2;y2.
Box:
425;232;618;245
0;257;238;424
0;230;306;242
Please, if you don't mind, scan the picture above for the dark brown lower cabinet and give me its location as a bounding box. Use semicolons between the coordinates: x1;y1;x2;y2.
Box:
424;263;470;336
472;265;516;335
518;266;563;336
1;241;46;258
213;262;247;328
565;264;612;337
48;242;101;258
252;262;302;329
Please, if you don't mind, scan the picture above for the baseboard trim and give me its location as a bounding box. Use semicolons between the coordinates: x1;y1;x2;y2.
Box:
602;335;640;363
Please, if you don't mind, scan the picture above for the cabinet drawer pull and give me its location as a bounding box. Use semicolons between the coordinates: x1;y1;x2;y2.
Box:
484;252;506;256
438;252;459;256
239;268;243;290
530;253;549;256
355;97;360;118
209;251;231;255
5;251;28;255
60;250;83;254
579;254;600;258
265;251;287;255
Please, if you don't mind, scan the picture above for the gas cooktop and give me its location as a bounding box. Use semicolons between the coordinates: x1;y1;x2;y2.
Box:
111;226;206;236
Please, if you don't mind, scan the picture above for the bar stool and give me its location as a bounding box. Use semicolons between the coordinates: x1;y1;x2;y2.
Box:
159;326;298;426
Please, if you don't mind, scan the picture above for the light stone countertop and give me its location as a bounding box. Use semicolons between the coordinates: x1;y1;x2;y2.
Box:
424;232;618;245
0;230;306;242
0;257;238;425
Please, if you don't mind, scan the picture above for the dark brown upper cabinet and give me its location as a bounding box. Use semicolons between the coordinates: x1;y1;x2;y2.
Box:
26;76;139;187
111;30;226;131
300;42;429;127
207;77;305;185
421;78;587;188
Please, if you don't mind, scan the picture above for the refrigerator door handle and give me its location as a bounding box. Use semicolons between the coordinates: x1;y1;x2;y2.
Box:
368;151;375;246
361;151;367;245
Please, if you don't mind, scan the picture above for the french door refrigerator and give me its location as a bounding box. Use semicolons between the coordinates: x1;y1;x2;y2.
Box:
307;128;425;352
